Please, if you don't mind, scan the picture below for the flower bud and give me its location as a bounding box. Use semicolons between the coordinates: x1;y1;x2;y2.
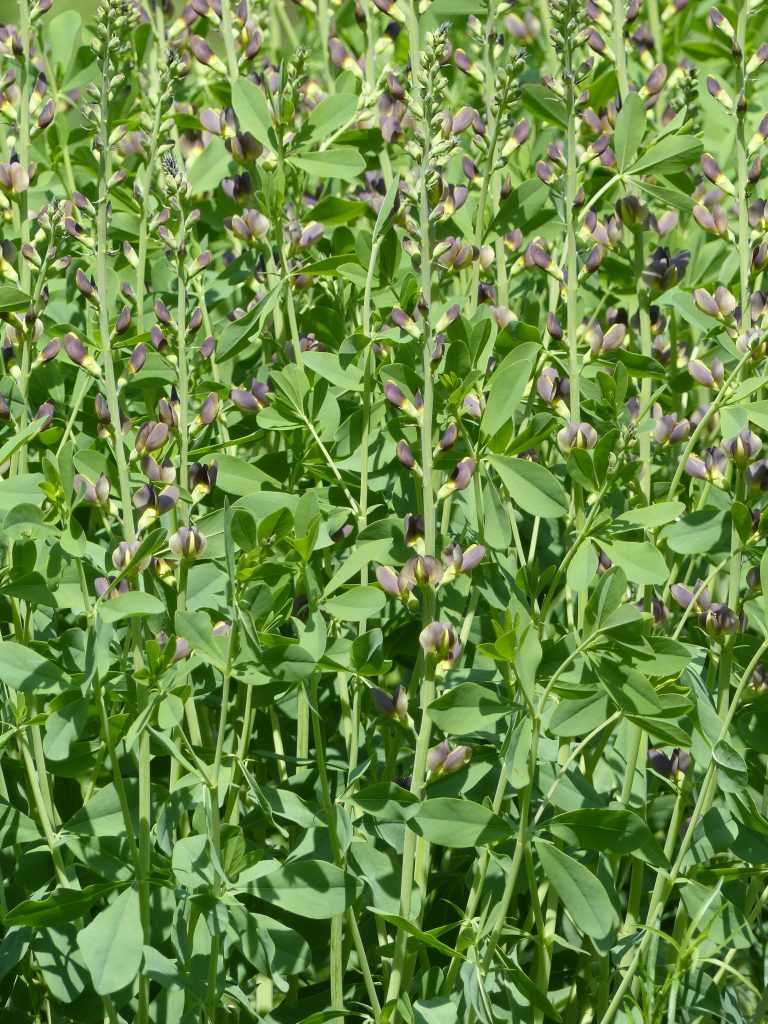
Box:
371;685;410;724
169;525;208;559
396;440;418;470
112;540;151;574
427;738;472;776
133;420;170;458
723;428;762;465
437;457;476;499
63;333;101;376
189;461;218;502
557;421;598;452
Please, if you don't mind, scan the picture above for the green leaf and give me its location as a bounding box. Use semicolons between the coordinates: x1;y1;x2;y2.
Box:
488;454;569;518
214;453;273;496
0;286;31;312
0;416;47;466
322;585;385;621
369;909;465;959
534;840;618;939
481;352;537;438
175;610;228;671
232;77;274;149
187;137;231;193
303;351;363;391
521;83;567;128
614;91;646;170
549;694;610;738
629;134;703;176
5;884;115;928
97;592;166;623
77;887;143;995
408;797;509;847
307;93;358;139
353;783;420;821
600;539;667;584
547;808;668;866
240;860;357;918
660;508;728;555
615;501;685;530
428;683;510;734
288;147;365;182
0;641;66;693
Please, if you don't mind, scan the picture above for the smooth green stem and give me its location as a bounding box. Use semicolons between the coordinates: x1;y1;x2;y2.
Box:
15;0;32;471
220;0;240;86
360;237;382;525
612;0;629;100
599;639;768;1024
18;732;71;887
481;716;540;971
96;93;135;541
468;0;498;318
175;240;189;526
309;677;345;1020
386;7;439;1012
295;685;310;772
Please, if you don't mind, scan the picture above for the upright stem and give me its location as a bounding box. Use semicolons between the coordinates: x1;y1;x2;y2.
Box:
718;6;748;723
386;5;438;1009
612;0;628;101
599;639;768;1024
220;0;240;86
94;26;148;1023
15;0;33;471
468;0;498;317
564;45;586;626
175;232;189;529
96;44;134;543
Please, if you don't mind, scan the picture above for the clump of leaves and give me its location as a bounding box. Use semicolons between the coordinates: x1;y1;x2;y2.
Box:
1;0;768;1021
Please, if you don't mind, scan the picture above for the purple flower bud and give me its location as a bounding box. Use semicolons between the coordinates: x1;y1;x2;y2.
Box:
723;429;762;465
198;392;220;426
460;544;485;571
557;421;598;452
75;268;96;300
188;307;204;334
437;458;476;499
439;422;458;450
463;393;482;418
35;401;54;429
230;388;260;412
404;514;424;548
169;525;208;559
155;300;172;326
427;738;472;775
396;440;417;469
546;312;563;340
299;221;324;248
189;461;217;500
401;555;444;589
134;420;170;457
112;540;150;573
419;621;459;659
200;336;216;360
376;565;401;597
687;359;722;389
157;397;178;428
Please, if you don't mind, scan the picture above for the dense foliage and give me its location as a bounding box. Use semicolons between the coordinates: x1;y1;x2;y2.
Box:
1;0;768;1021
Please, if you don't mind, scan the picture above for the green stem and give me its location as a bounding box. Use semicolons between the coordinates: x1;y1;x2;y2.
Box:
220;0;240;86
612;0;629;101
385;6;439;1010
599;639;768;1024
